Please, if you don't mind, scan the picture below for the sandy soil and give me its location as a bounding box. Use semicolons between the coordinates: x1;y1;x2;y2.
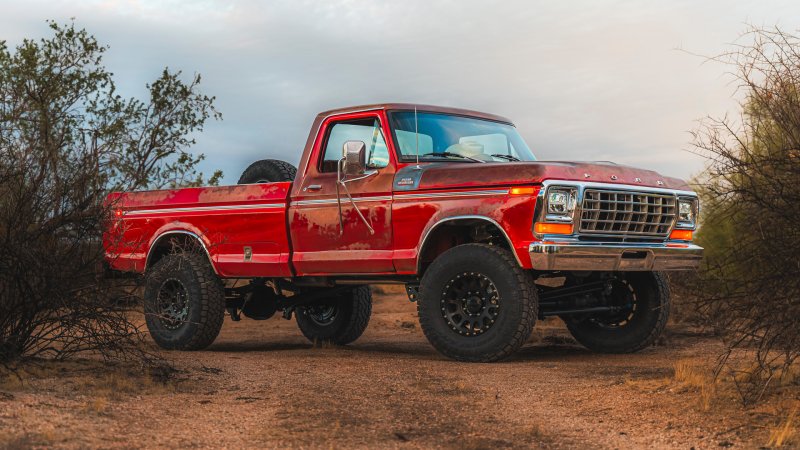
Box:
0;289;779;449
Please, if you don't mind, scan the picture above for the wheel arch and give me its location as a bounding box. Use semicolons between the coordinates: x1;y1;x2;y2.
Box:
145;230;218;274
416;215;521;275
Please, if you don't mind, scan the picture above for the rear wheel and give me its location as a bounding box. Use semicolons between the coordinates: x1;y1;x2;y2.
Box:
564;271;670;353
417;244;538;362
143;253;225;350
238;159;296;183
296;286;372;345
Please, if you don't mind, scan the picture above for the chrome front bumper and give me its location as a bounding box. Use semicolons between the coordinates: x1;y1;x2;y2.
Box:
529;241;704;271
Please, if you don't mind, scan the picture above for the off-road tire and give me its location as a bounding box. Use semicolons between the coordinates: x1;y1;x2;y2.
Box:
418;244;538;362
143;253;225;350
296;286;372;345
565;271;670;354
238;159;297;183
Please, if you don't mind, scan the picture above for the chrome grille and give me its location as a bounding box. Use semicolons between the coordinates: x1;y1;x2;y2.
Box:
580;189;676;237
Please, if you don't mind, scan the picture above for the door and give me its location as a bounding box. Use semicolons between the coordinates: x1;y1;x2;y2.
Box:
289;112;396;275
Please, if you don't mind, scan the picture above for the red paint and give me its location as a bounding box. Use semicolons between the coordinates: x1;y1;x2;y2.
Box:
399;161;690;191
289;110;397;275
105;183;292;277
104;105;694;279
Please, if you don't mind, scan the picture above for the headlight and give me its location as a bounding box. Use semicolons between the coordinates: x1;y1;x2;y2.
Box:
676;197;698;229
546;187;577;218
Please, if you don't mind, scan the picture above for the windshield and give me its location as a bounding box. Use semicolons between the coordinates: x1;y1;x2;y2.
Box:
388;111;536;163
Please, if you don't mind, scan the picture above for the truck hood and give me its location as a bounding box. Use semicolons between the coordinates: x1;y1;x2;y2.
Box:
393;161;692;192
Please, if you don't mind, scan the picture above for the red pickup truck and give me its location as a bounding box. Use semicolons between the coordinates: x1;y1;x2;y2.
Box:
105;103;703;362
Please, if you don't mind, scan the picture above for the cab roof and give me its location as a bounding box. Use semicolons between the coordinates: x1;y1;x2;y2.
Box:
317;103;513;125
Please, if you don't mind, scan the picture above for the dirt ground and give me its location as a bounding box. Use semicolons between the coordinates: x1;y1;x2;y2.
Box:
0;288;790;449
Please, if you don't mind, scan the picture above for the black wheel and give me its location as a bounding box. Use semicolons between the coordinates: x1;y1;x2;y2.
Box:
564;272;670;353
238;159;296;184
418;244;538;362
296;286;372;345
143;253;225;350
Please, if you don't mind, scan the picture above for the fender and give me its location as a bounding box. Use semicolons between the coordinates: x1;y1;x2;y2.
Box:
415;214;521;273
145;229;219;274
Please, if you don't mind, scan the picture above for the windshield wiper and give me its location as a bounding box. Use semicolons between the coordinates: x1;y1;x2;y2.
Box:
490;154;520;161
421;152;485;163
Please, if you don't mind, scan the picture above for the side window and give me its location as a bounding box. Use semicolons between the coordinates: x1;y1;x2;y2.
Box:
320;118;389;173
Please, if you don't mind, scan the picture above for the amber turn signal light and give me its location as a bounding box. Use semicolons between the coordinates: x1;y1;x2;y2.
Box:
509;186;536;195
534;222;573;235
669;229;693;241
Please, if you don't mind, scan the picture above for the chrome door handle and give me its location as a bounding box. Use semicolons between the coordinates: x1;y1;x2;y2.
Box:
305;184;322;192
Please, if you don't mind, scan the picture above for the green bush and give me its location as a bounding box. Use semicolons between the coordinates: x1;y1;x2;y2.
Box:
0;21;220;364
691;26;800;403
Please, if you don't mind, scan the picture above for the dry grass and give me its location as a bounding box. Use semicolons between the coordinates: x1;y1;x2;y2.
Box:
0;372;23;391
622;359;727;412
776;364;800;388
0;361;78;389
86;396;109;414
0;359;185;399
0;432;61;450
673;359;718;411
706;357;800;411
0;359;189;447
768;408;797;448
663;359;800;447
84;371;178;399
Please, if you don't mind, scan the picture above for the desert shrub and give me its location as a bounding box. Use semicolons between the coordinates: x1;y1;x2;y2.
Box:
664;271;703;324
0;21;221;365
690;26;800;404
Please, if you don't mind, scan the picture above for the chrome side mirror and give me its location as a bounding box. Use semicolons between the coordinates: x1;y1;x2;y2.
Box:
335;140;376;236
342;141;367;177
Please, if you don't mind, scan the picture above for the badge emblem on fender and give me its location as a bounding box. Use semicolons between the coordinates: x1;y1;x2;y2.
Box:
397;177;415;186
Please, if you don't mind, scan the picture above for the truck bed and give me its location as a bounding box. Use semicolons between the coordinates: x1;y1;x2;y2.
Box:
106;182;293;277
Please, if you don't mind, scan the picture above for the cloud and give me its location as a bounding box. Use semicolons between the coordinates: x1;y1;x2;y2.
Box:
2;0;798;182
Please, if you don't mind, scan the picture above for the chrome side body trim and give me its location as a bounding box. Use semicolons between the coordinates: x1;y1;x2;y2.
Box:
145;230;218;274
529;241;703;271
125;203;285;216
394;189;508;201
292;196;392;206
417;215;521;273
292;190;506;206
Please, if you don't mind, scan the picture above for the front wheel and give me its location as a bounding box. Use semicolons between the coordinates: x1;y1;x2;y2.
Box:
417;244;538;362
296;286;372;345
564;271;670;353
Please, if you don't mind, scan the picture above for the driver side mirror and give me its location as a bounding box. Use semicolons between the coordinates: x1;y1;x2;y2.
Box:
342;141;367;177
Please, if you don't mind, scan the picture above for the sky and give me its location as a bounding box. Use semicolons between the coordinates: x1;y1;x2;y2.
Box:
2;0;799;183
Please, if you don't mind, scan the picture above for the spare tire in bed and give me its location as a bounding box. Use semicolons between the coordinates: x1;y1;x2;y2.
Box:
238;159;297;183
